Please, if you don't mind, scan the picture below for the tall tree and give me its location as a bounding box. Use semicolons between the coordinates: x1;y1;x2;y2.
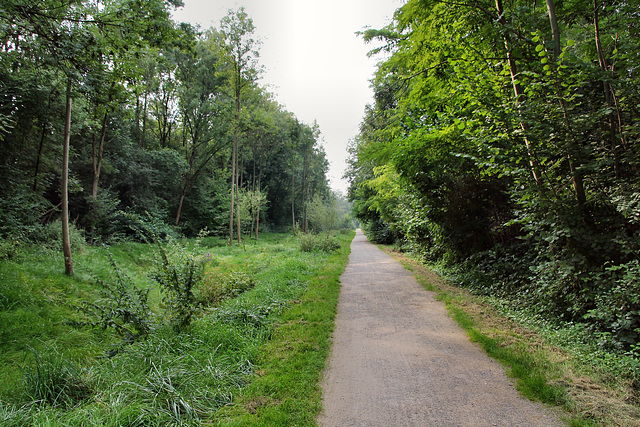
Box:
218;7;261;245
173;34;230;226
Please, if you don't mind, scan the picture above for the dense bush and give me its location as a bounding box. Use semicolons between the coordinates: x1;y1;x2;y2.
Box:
361;218;398;245
299;232;341;253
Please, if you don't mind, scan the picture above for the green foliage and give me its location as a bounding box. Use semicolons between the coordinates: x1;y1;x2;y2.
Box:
0;0;333;253
306;194;339;232
299;232;340;253
347;0;640;352
362;218;398;245
149;238;205;333
109;210;178;243
197;268;256;306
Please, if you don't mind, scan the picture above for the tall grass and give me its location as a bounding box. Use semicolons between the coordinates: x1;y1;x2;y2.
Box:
0;231;355;425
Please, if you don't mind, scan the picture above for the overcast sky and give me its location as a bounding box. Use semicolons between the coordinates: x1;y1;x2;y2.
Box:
171;0;404;193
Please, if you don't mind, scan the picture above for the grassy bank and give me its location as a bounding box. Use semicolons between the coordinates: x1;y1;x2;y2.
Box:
0;230;354;425
383;247;640;427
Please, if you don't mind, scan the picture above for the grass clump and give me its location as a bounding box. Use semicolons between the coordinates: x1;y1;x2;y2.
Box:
197;268;256;306
20;348;91;408
299;232;340;253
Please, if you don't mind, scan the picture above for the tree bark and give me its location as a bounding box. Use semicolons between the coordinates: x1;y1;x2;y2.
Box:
229;99;238;246
62;78;74;276
175;177;190;226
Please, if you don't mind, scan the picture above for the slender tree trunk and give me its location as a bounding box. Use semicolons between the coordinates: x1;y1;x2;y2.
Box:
62;78;74;276
91;111;108;198
229;91;239;246
594;0;626;173
34;91;54;191
175;178;190;226
255;154;264;240
546;0;587;206
142;93;148;147
33;120;47;192
545;0;561;59
236;144;242;243
495;0;543;187
291;160;296;235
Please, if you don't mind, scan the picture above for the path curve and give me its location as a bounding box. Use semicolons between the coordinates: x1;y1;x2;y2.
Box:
318;229;561;426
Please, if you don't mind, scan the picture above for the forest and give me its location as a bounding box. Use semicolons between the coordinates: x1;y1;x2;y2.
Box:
0;0;347;265
0;1;358;424
347;0;640;353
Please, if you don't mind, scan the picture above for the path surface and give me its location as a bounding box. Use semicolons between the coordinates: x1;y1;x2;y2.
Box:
318;230;561;426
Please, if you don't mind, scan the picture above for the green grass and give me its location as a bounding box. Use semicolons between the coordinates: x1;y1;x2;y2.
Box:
0;231;354;425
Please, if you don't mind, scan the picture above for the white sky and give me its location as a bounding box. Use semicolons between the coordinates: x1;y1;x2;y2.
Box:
171;0;404;193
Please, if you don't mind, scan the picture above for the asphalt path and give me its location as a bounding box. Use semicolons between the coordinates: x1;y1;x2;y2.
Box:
318;229;561;426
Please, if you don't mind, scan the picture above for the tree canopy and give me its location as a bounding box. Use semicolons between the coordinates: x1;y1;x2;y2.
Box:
0;2;333;249
347;0;640;351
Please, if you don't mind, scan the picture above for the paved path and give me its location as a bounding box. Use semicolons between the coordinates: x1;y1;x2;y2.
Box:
318;230;561;426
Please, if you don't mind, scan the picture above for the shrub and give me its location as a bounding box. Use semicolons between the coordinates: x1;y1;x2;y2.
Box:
196;270;256;306
149;239;206;332
299;233;340;253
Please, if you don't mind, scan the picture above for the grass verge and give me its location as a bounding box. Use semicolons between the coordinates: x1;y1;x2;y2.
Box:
0;230;355;426
213;230;353;426
383;247;640;427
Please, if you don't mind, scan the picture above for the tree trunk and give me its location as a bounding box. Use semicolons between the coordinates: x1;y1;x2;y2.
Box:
236;145;242;243
495;0;543;187
255;154;264;240
175;177;190;226
142;93;148;147
33;91;55;191
546;0;587;206
594;0;626;173
229;110;238;246
291;160;296;235
91;111;108;198
62;78;74;276
545;0;561;59
33;119;47;192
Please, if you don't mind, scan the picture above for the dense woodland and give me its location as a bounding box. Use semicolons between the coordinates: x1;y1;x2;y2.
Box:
0;0;346;264
347;0;640;352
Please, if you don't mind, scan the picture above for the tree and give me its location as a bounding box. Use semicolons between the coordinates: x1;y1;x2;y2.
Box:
173;33;230;226
350;0;640;349
218;8;261;245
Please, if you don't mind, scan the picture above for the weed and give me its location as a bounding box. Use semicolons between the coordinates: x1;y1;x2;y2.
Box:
149;239;205;333
78;250;153;348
